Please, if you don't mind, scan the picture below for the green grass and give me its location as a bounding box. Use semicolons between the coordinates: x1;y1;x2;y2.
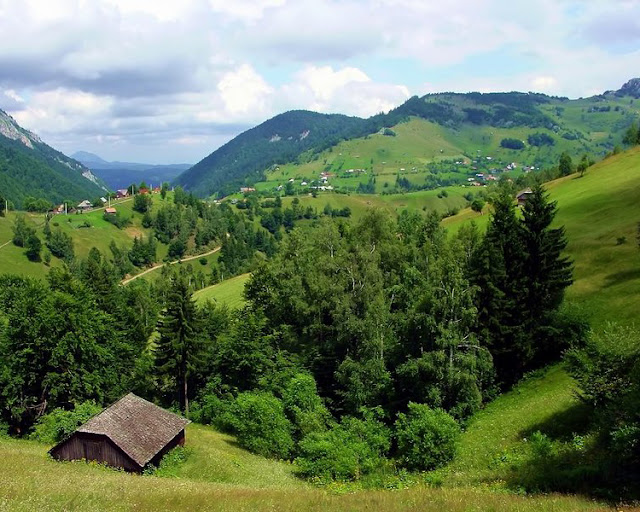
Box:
0;418;612;511
442;365;580;487
443;146;640;328
194;273;251;308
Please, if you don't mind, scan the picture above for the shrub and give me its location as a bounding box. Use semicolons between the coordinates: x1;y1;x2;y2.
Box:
229;391;294;459
500;138;525;150
394;403;460;471
282;373;331;443
296;408;390;482
30;401;102;444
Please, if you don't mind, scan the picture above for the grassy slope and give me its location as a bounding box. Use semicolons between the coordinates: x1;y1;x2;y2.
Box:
0;419;610;512
443;365;580;486
444;146;640;328
194;272;251;308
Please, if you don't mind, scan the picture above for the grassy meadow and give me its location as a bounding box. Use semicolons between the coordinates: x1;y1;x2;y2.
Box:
0;402;617;512
194;272;250;308
444;146;640;328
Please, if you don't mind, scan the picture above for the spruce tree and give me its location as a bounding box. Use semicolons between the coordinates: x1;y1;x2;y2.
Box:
155;276;203;414
521;184;573;364
472;188;528;385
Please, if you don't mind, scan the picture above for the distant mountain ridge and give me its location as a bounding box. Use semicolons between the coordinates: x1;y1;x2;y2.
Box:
175;78;640;198
0;110;106;207
72;151;191;190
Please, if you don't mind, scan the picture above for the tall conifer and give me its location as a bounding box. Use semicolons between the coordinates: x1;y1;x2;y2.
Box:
155;275;203;414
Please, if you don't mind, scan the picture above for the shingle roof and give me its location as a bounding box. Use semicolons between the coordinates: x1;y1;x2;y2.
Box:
77;393;189;467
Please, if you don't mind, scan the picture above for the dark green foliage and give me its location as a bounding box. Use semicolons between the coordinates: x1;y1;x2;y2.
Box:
622;121;640;145
0;193;5;216
394;403;460;470
103;210;131;229
559;151;573;176
12;214;35;247
133;193;153;213
0;273;142;432
25;233;42;261
295;408;390;482
566;325;640;468
281;373;331;443
470;198;485;212
23;196;52;212
47;228;75;261
154;276;204;414
472;185;574;386
128;236;156;267
521;185;574;366
228;391;294;459
167;238;187;260
500;138;525;150
29;401;101;444
472;189;529;384
528;132;556;146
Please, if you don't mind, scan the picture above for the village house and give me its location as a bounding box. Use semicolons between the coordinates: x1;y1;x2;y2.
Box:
116;189;129;199
240;187;256;193
77;200;92;210
104;207;117;215
517;188;534;206
49;393;189;473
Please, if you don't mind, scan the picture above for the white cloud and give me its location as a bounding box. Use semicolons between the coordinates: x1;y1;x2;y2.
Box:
217;64;274;117
0;0;639;163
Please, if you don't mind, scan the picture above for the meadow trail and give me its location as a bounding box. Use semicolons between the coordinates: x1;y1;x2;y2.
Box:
121;246;220;285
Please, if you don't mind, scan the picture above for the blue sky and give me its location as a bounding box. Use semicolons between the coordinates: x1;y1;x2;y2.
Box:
0;0;638;164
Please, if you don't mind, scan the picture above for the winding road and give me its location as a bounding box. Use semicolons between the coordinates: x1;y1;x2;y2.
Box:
121;246;220;285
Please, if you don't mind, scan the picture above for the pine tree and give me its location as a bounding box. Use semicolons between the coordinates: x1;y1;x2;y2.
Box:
521;184;573;364
154;276;203;414
472;188;528;385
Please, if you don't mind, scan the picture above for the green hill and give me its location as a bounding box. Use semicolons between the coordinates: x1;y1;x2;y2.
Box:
0;110;107;208
0;413;610;511
176;79;640;198
444;146;640;328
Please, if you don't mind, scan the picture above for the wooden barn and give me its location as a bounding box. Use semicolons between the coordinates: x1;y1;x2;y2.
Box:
50;393;189;472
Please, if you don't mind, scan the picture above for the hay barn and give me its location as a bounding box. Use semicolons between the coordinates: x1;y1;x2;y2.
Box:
50;393;189;472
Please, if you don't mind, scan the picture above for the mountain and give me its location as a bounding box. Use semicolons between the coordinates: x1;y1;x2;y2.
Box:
176;79;640;198
0;110;105;207
72;152;191;190
175;110;377;197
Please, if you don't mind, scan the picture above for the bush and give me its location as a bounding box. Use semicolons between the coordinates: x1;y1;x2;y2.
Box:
282;373;331;443
394;403;460;471
30;401;102;444
229;391;294;459
528;132;555;146
295;408;390;482
500;138;525;150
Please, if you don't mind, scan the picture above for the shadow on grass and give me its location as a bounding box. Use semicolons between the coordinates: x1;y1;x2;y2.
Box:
603;268;640;288
504;404;640;502
520;402;592;442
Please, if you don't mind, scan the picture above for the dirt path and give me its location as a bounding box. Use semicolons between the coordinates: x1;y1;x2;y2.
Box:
0;240;11;250
121;246;220;285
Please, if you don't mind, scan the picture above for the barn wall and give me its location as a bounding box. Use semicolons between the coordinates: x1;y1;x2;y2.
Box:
148;429;185;468
51;433;141;472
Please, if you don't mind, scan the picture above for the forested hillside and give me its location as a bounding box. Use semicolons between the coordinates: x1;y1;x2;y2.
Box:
0;111;106;208
176;79;640;198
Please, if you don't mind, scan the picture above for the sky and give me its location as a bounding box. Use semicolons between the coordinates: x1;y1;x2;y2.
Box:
0;0;639;165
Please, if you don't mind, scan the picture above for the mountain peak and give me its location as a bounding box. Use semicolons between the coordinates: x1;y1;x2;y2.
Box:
0;109;42;149
617;78;640;98
71;150;108;164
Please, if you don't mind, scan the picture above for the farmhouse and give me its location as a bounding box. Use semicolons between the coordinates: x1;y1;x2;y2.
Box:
517;188;534;206
104;207;117;215
116;189;129;198
49;393;189;472
77;200;92;210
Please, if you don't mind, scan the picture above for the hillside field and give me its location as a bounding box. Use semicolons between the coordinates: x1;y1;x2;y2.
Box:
444;146;640;328
0;365;617;512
